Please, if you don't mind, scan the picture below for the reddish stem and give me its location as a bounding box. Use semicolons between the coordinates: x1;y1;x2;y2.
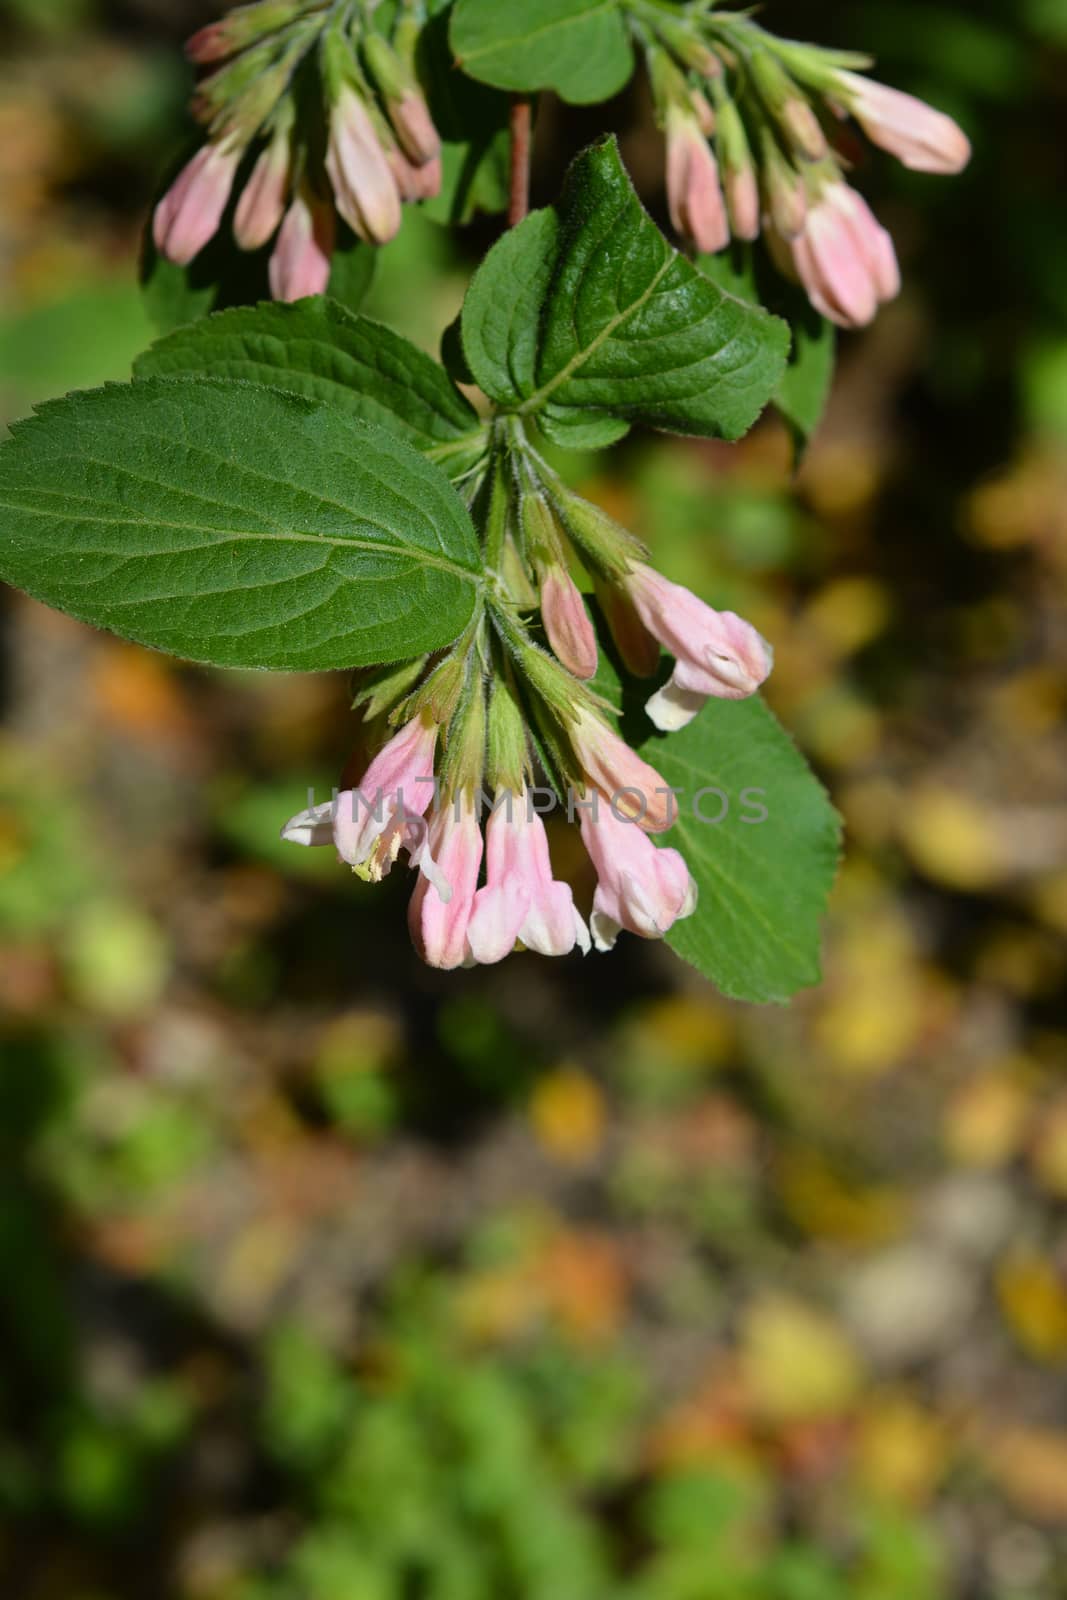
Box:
508;95;533;226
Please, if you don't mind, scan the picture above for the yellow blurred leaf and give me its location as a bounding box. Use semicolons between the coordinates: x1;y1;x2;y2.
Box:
804;578;890;659
1030;1098;1067;1198
778;1149;905;1245
943;1070;1032;1169
901;787;1005;892
856;1394;950;1507
529;1065;605;1163
989;1426;1067;1523
997;1254;1067;1363
740;1297;863;1423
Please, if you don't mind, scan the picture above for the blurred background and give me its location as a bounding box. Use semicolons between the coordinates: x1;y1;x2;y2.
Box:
1;1;1066;1596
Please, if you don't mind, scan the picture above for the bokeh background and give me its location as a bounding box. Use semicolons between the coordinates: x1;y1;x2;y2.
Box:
2;1;1066;1596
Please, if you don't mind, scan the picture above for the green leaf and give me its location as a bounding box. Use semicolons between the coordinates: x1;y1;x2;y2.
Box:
594;643;840;1003
450;0;633;104
701;244;836;454
0;379;483;672
134;299;483;459
461;138;790;445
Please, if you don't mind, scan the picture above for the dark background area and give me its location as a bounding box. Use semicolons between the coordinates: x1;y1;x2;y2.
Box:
1;1;1066;1596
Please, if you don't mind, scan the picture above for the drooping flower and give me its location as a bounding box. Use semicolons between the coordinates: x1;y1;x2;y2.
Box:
580;797;697;951
467;789;590;964
153;138;244;266
268;186;335;300
408;794;484;970
833;70;971;175
620;563;773;731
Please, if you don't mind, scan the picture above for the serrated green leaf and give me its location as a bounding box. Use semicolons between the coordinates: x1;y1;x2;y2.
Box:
450;0;633;104
461;138;790;445
134;299;482;458
701;244;836;454
594;642;840;1003
0;379;483;672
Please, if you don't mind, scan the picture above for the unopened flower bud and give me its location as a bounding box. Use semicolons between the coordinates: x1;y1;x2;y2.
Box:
153;137;244;266
666;106;730;255
186;2;304;66
761;132;807;239
751;51;827;161
567;708;675;833
540;566;598;681
715;97;760;241
326;85;402;244
268;186;334;301
834;70;971;175
233;120;290;249
363;32;440;166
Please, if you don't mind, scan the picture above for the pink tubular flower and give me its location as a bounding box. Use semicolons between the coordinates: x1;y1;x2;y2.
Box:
153;138;243;266
268;188;335;300
835;70;971;175
541;567;598;680
408;795;483;969
325;86;402;245
467;790;590;964
666;109;730;255
233;135;290;250
621;563;773;731
788;181;899;328
580;799;697;952
594;579;661;679
568;709;675;834
277;713;439;878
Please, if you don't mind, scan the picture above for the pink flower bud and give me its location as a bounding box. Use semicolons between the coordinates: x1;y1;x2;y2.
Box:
568;709;676;833
621;563;773;730
408;795;483;969
185;22;234;65
828;184;900;302
153;139;242;266
387;91;441;168
765;160;807;240
666;110;730;255
541;567;598;680
467;790;590;964
325;86;402;245
386;147;442;203
268;188;334;301
782;96;828;161
725;164;761;242
233;134;289;250
835;71;971;175
579;800;696;951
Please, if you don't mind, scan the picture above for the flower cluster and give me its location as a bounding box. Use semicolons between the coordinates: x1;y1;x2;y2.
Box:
641;8;971;326
154;0;441;300
282;434;773;969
